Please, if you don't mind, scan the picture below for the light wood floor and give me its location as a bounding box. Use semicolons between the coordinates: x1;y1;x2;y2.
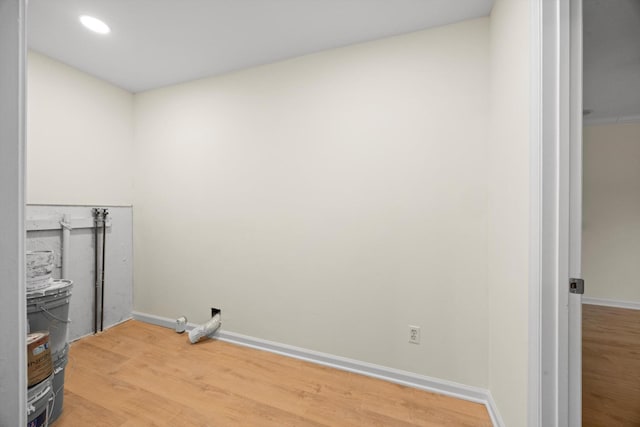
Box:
583;304;640;426
52;320;491;426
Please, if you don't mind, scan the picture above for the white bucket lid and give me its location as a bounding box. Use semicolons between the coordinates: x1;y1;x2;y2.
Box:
26;277;54;292
27;279;73;298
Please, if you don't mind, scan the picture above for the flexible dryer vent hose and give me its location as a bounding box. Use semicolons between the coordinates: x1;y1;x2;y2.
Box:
188;314;222;344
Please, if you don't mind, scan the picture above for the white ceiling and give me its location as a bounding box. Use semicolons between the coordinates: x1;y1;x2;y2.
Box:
27;0;493;93
584;0;640;122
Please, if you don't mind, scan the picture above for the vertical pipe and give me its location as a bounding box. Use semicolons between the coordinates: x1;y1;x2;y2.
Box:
93;208;99;334
61;214;71;279
100;209;108;331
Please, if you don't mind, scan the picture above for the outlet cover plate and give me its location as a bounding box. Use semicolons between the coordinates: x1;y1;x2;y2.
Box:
408;325;420;344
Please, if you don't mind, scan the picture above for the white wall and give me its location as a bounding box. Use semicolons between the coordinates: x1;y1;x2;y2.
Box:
583;122;640;303
488;0;531;425
27;51;134;206
134;19;491;387
26;12;540;423
26;53;135;343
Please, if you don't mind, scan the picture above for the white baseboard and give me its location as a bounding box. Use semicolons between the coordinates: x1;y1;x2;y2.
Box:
584;114;640;126
582;297;640;311
132;311;504;426
70;316;134;343
485;390;505;427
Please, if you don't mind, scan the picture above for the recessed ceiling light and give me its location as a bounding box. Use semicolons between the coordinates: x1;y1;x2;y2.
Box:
79;15;110;35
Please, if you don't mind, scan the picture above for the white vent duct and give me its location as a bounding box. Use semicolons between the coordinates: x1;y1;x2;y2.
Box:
188;313;222;344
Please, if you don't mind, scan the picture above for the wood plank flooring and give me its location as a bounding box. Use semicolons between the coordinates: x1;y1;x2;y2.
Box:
583;304;640;426
51;320;491;426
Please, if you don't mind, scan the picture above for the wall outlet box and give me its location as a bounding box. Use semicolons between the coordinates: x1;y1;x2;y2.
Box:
408;325;420;344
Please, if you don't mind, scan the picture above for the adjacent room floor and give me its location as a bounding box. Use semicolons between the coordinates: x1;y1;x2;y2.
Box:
53;320;491;426
583;304;640;426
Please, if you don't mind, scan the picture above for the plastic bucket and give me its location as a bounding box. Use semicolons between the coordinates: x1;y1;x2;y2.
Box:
27;280;73;356
27;374;53;427
26;251;55;292
49;344;69;423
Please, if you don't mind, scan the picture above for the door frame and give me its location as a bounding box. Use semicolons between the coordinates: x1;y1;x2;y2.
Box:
0;0;28;425
568;0;583;424
531;0;582;425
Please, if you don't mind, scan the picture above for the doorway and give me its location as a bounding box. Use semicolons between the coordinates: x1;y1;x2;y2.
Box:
581;0;640;425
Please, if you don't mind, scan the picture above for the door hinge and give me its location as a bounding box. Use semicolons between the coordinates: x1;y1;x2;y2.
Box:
569;278;584;294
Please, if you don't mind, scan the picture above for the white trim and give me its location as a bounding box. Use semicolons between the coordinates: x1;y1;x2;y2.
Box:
567;0;583;426
618;115;640;124
26;216;112;231
537;0;575;425
132;311;179;329
132;311;504;427
539;0;563;423
27;203;134;208
69;316;134;343
0;1;28;425
486;391;506;427
529;0;543;426
18;1;28;423
584;114;640;126
582;297;640;311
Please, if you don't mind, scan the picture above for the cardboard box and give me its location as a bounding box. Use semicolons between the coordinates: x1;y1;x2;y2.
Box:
27;331;52;388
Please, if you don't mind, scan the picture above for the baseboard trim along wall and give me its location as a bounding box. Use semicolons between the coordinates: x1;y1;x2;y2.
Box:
132;311;504;427
583;114;640;126
582;297;640;311
71;316;134;343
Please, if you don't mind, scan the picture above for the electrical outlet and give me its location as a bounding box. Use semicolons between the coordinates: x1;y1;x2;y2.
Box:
408;325;420;344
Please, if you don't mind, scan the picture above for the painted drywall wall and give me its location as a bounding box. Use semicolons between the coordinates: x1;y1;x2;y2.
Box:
26;205;133;340
134;19;490;387
488;0;531;425
583;122;640;303
27;51;134;205
0;0;27;425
